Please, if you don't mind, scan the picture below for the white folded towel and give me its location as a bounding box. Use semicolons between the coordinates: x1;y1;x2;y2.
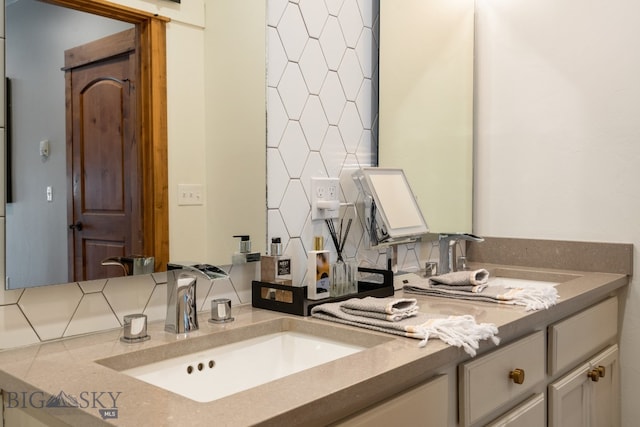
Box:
428;269;490;293
404;271;558;311
310;297;500;357
340;297;419;321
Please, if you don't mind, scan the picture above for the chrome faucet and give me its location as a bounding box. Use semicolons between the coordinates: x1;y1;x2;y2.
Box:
165;264;228;334
438;233;484;275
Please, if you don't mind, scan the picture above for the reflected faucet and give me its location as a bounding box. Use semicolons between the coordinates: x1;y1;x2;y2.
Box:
101;255;155;276
438;233;484;275
165;264;229;334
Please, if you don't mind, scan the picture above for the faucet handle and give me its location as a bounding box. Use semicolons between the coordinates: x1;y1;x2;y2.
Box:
121;314;150;343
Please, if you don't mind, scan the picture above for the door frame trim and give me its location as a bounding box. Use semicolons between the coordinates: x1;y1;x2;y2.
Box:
51;0;169;274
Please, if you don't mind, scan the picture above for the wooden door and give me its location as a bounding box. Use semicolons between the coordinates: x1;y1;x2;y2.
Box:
65;29;141;281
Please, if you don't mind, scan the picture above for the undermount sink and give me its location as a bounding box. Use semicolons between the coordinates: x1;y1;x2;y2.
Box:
97;317;390;403
122;332;363;403
486;267;581;289
487;276;559;289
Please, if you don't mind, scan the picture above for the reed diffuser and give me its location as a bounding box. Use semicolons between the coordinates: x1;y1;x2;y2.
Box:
325;218;357;297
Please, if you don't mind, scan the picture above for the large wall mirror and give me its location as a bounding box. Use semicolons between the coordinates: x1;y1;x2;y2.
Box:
5;0;169;289
5;0;267;290
378;0;474;234
4;0;468;289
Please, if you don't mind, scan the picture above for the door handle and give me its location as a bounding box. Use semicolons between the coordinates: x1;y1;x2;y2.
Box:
69;221;83;231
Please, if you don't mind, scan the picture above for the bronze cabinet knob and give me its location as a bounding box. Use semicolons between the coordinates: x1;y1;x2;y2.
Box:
588;365;606;382
587;369;600;382
509;368;525;384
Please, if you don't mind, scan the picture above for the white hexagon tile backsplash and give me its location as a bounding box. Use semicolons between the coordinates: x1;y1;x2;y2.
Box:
266;0;431;287
267;0;385;287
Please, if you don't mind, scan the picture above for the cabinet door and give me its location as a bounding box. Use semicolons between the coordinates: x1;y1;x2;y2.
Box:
549;344;619;427
332;375;449;426
3;407;56;427
2;390;68;427
486;393;545;427
591;345;619;427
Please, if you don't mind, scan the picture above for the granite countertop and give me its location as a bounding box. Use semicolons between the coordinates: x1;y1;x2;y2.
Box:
0;264;628;427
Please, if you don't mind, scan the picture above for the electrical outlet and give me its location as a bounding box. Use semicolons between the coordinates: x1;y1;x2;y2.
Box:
311;177;340;220
177;184;204;206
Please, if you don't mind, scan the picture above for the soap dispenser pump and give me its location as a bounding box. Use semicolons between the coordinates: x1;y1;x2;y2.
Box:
261;237;292;285
232;235;261;264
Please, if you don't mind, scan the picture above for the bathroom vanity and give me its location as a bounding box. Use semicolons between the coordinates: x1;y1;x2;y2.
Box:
0;239;631;426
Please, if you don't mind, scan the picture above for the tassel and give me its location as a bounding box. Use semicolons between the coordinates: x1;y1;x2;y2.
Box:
505;286;559;311
413;315;500;357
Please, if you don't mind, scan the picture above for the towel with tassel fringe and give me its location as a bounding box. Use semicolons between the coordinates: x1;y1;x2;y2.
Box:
339;296;419;321
428;269;490;293
310;297;499;357
404;275;558;311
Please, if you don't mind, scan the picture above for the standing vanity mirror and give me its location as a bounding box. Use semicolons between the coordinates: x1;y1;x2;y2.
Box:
354;167;429;247
378;0;475;234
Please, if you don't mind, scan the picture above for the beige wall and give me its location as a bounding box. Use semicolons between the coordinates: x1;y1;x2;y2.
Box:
474;0;640;424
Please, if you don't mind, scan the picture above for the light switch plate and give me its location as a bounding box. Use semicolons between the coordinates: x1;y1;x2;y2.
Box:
177;184;204;206
39;140;50;158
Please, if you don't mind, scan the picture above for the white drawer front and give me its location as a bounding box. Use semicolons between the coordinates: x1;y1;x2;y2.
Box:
486;393;545;427
548;297;618;375
459;331;545;427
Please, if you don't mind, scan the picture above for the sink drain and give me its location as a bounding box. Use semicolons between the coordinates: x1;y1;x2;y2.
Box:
186;360;215;374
